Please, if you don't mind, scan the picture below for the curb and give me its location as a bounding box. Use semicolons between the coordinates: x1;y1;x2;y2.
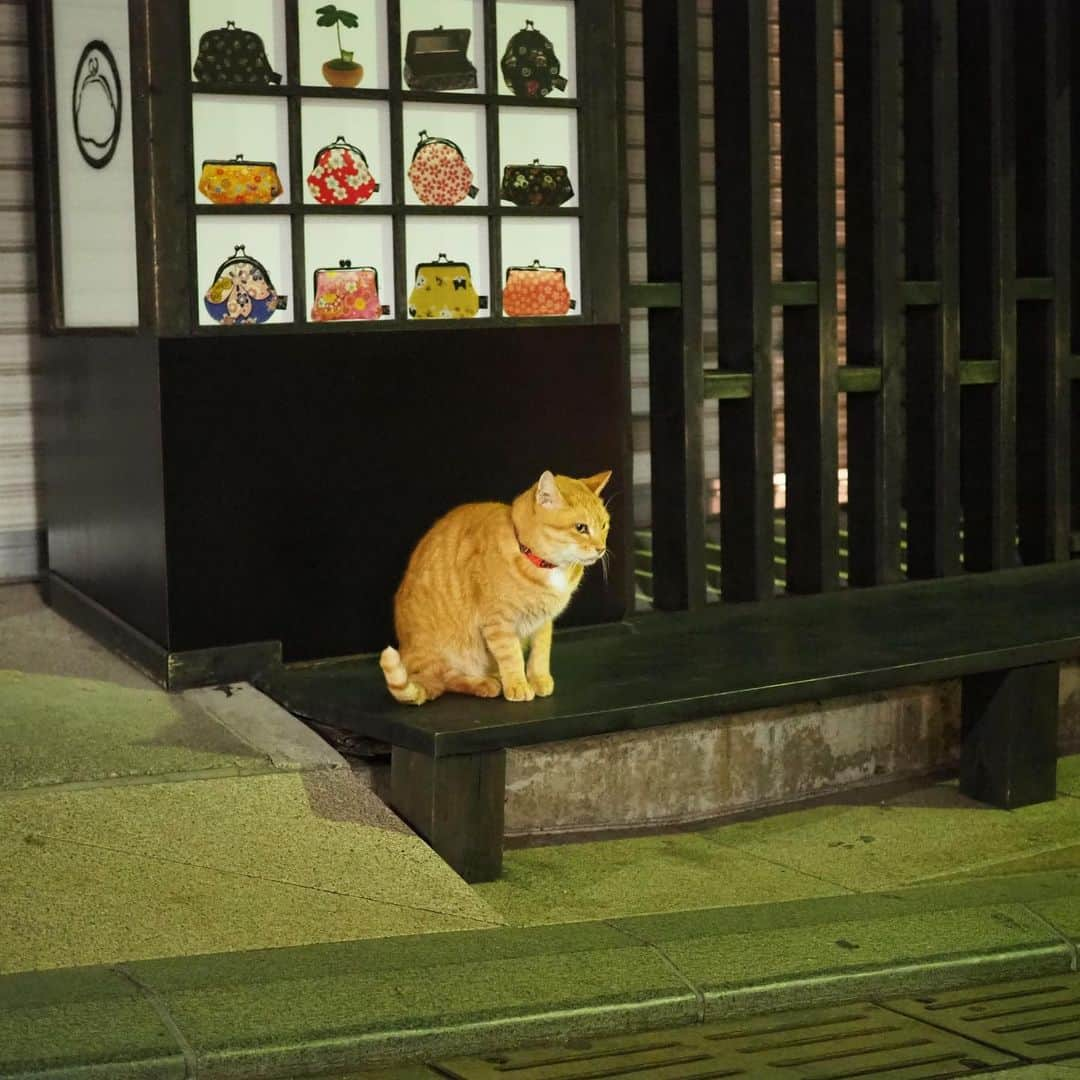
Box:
2;869;1077;1078
183;683;349;772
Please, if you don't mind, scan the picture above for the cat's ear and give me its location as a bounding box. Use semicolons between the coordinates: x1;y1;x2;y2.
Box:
581;470;612;496
535;470;566;508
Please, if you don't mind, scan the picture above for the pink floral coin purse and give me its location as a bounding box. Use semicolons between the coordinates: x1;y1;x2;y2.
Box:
310;260;389;322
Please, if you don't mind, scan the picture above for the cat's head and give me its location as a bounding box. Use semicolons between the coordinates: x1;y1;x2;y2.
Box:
517;469;612;566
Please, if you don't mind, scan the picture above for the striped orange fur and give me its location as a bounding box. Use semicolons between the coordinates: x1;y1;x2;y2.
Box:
380;470;611;705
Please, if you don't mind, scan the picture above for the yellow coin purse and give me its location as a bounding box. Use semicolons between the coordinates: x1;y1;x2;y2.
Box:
407;253;486;319
198;154;284;205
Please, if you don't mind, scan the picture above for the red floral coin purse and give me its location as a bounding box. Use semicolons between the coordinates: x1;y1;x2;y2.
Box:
307;136;379;206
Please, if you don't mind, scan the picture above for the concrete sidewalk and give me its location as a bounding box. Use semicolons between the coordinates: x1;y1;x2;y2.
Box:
1;582;1078;1078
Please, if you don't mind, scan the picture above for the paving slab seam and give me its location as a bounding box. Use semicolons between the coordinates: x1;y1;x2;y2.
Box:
694;829;859;896
0;765;287;799
17;831;501;927
914;839;1080;886
601;918;705;1023
110;964;198;1078
1021;904;1080;971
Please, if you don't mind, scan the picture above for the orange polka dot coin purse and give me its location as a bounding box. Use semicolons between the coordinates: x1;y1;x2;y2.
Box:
502;260;574;317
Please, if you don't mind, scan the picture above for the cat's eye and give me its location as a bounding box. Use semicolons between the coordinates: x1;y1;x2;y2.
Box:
575;523;589;534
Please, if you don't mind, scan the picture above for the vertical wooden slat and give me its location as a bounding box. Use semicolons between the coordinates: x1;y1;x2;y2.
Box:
903;0;962;579
714;0;774;602
642;0;706;611
1016;0;1071;564
1053;0;1072;558
387;0;406;320
483;0;502;319
959;0;1018;572
26;0;61;329
842;0;902;587
135;0;191;335
779;0;838;594
1073;3;1080;541
285;1;305;326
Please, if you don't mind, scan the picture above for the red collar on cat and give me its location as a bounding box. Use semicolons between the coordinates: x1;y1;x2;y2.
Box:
519;542;557;569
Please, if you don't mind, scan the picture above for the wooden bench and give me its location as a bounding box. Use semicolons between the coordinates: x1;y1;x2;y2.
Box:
255;561;1080;882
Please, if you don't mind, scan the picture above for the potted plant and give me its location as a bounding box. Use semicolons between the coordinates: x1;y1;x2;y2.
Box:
317;5;363;87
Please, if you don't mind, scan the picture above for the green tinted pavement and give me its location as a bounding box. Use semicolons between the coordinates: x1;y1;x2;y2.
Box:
474;762;1080;926
4;587;1080;1077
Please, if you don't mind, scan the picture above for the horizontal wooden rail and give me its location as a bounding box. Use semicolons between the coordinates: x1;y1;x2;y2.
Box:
960;359;1001;385
901;280;943;306
626;282;682;308
838;366;882;394
771;280;819;306
703;361;1045;398
703;371;753;399
1013;276;1055;300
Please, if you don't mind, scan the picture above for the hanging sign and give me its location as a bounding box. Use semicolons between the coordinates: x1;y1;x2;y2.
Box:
72;40;122;170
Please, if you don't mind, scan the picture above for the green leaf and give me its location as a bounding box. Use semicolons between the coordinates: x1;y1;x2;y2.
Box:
316;13;337;26
315;4;338;14
337;11;359;28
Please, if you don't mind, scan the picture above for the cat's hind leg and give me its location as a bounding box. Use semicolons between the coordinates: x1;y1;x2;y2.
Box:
442;671;501;698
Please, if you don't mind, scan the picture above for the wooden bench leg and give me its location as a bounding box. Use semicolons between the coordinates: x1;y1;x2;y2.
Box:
961;662;1059;808
389;747;506;883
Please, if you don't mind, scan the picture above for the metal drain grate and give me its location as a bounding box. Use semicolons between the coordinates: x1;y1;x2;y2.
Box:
885;972;1080;1062
433;1002;1017;1078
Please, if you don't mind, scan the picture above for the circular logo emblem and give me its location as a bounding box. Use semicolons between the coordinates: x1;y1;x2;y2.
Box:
72;40;122;170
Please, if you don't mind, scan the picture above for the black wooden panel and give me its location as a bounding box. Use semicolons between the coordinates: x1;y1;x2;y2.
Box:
714;0;775;603
642;0;706;611
843;0;903;587
159;325;627;660
40;335;170;647
779;0;838;594
903;0;962;579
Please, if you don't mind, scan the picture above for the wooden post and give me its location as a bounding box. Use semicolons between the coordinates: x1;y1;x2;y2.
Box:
390;747;506;883
961;663;1060;808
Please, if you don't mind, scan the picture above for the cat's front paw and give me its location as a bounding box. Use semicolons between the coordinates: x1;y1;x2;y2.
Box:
503;675;536;702
529;673;555;697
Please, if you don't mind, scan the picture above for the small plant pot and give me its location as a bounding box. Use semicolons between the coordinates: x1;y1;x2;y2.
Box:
322;58;364;87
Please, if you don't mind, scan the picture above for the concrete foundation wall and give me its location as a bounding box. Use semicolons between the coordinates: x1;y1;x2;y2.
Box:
504;659;1080;839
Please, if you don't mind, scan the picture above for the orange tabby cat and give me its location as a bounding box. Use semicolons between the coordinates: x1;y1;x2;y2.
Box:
380;469;611;705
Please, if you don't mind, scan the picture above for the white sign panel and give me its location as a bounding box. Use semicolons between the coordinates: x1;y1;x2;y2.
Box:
53;0;140;327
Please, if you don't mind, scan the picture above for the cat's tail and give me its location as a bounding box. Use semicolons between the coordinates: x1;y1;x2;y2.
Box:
379;646;429;705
